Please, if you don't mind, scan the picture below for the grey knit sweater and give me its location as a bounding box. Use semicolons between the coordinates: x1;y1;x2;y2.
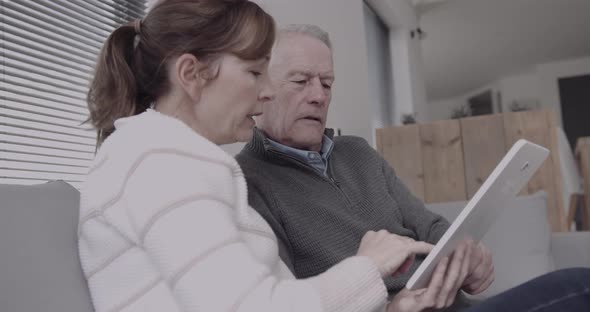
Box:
236;128;453;295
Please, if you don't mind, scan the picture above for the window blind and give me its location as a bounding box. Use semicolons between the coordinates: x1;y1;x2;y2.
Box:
1;0;146;189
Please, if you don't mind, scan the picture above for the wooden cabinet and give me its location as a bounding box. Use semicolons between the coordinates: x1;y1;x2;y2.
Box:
376;110;568;232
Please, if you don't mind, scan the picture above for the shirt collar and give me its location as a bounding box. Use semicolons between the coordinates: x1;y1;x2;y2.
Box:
266;135;334;162
241;127;336;166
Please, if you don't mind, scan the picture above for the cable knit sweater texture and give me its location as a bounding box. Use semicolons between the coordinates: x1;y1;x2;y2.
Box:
78;110;387;312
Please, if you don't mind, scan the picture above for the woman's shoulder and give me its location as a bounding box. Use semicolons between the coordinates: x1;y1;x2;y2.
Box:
96;110;236;168
82;110;240;209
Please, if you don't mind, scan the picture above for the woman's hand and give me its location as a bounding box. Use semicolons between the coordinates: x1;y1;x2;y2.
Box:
356;230;433;278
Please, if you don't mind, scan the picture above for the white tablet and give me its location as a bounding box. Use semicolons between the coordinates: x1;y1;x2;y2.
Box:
406;139;549;290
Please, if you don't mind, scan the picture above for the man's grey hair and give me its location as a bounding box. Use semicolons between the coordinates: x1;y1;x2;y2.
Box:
279;24;332;49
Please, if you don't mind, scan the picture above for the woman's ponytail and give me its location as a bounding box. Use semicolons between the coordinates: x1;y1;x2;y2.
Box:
87;22;141;145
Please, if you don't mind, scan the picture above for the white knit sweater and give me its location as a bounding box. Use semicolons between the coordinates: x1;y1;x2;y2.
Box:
78;109;387;312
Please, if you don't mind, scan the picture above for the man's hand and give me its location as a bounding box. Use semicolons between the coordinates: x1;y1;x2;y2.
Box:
387;257;450;312
435;239;472;307
388;239;475;311
461;242;494;295
387;240;493;312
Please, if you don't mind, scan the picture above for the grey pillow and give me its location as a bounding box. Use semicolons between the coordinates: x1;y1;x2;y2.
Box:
0;181;94;312
426;191;554;299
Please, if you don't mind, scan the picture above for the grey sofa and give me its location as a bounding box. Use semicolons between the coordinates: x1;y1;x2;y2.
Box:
0;181;94;312
1;182;589;311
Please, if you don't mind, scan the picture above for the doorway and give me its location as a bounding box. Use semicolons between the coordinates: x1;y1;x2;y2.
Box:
559;74;590;149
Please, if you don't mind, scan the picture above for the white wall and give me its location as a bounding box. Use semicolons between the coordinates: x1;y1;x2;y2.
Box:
364;2;393;145
409;35;429;123
498;71;540;113
498;56;590;124
367;0;429;124
390;31;429;123
428;96;461;121
427;82;499;121
427;56;590;123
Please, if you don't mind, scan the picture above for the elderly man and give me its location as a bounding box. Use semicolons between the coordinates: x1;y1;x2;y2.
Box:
236;24;493;310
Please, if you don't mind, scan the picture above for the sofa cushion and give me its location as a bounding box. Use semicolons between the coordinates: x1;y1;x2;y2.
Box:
551;232;590;269
0;181;94;312
426;191;554;299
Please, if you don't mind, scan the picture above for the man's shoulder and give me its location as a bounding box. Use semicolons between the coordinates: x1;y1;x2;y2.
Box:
235;146;274;187
333;135;377;155
235;146;260;168
333;135;369;146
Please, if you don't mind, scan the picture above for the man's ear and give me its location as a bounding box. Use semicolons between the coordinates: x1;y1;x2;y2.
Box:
173;53;207;103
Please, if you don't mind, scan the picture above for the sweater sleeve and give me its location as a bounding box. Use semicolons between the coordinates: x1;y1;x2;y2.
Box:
121;152;387;312
380;155;450;244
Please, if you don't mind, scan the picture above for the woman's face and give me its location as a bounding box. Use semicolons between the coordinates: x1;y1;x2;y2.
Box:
194;54;274;145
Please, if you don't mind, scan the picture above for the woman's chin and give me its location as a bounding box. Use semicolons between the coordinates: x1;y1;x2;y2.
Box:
234;128;254;143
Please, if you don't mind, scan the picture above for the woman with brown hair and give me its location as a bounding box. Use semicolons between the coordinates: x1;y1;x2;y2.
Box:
79;1;437;311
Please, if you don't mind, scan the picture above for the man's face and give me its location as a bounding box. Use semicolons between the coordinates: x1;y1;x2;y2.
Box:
257;33;334;152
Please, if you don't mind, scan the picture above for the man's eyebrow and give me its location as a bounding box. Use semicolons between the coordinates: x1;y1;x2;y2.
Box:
287;70;334;80
287;70;312;77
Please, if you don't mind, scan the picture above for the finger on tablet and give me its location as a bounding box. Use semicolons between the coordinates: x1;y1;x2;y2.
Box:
438;244;465;308
421;256;449;309
447;242;472;307
407;241;434;255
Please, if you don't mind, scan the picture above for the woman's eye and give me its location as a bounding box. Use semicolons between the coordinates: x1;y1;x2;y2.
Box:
250;71;261;77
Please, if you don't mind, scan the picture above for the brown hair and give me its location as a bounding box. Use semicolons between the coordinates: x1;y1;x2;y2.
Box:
87;0;275;144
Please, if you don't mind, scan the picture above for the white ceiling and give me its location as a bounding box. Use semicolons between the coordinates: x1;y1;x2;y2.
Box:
419;0;590;101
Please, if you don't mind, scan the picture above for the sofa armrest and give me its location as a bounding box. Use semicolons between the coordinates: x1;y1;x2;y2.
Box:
551;232;590;269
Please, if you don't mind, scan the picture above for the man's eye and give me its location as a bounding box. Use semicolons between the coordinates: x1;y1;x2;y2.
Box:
323;84;332;90
250;71;261;77
293;80;306;85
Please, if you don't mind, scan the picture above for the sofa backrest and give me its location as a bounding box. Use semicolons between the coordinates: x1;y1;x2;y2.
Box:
0;181;94;312
426;191;554;299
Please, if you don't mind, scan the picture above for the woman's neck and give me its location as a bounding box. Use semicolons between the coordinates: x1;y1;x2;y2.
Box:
153;95;222;145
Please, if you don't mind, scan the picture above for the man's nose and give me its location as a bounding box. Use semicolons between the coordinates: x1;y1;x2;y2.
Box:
258;77;275;102
308;78;327;105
